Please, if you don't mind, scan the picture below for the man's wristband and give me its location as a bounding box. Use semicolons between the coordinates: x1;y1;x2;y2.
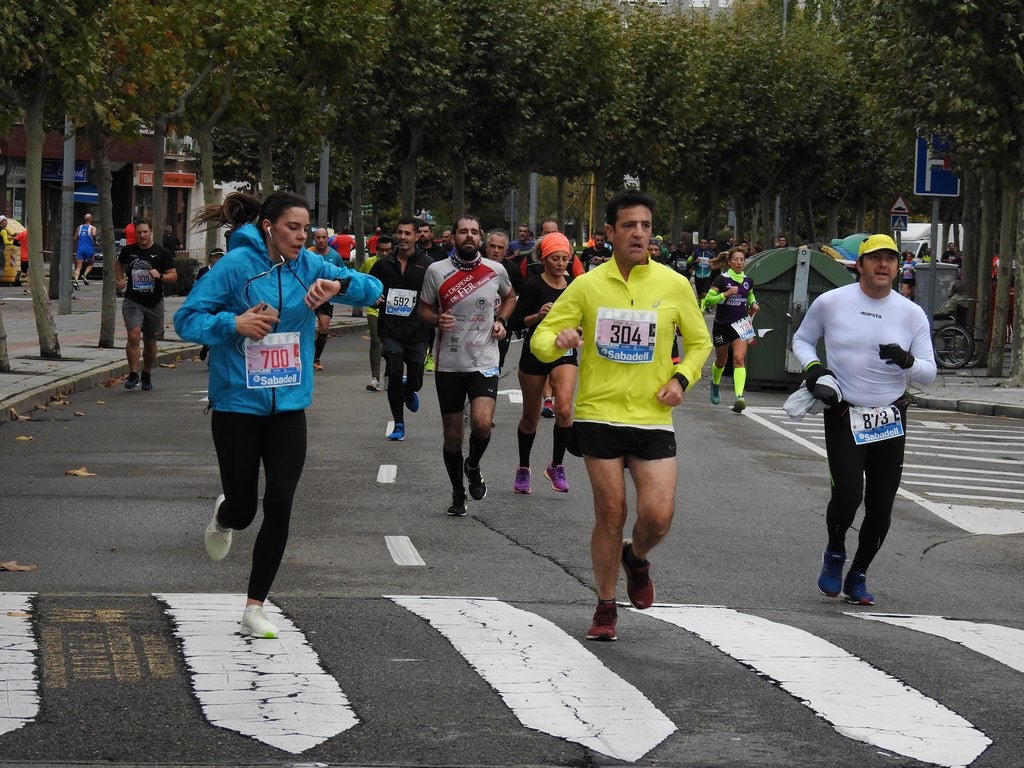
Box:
335;277;350;295
672;372;689;390
495;316;508;329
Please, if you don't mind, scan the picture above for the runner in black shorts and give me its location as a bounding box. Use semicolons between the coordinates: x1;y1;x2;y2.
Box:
418;215;516;516
508;233;578;495
702;246;758;413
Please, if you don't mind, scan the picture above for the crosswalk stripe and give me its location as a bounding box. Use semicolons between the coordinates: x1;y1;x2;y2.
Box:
388;595;676;761
641;605;991;768
377;464;397;483
0;592;38;737
853;614;1024;674
746;408;1024;535
385;535;426;566
155;593;358;754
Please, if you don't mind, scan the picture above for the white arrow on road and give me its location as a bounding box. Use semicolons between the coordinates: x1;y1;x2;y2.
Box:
0;592;39;737
390;595;676;762
642;604;990;768
156;593;357;753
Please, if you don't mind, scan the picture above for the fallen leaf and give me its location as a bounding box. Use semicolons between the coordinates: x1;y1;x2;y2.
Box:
159;362;177;369
34;404;47;411
9;408;31;421
16;435;34;441
65;467;97;477
0;561;38;572
6;611;31;618
50;392;69;402
96;400;107;405
102;378;120;388
50;397;70;405
74;411;85;417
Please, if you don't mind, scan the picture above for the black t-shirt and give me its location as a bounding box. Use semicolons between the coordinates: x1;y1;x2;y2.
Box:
118;243;175;306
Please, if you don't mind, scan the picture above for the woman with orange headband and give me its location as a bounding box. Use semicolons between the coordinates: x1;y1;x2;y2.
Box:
508;232;579;494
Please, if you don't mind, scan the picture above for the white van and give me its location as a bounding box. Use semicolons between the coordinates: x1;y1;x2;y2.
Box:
895;223;963;260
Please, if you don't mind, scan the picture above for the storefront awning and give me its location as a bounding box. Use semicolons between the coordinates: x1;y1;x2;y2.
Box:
73;182;99;204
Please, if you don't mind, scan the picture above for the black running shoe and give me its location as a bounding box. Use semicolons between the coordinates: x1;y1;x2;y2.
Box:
446;494;468;517
464;459;487;500
124;372;140;389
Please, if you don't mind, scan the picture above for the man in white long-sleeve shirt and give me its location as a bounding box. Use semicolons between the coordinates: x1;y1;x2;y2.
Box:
792;234;936;606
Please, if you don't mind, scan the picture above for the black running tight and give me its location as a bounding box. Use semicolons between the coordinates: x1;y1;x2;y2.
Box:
822;402;907;573
211;409;307;602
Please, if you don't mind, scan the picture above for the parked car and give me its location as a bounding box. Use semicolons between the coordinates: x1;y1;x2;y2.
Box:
88;228;125;278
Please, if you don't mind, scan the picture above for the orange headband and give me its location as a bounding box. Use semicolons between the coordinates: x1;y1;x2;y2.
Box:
540;233;571;260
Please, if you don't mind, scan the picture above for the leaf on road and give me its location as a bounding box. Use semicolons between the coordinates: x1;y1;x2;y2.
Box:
96;400;107;404
65;467;97;477
0;561;38;572
15;435;34;441
103;378;121;388
34;404;47;411
159;362;177;369
50;392;70;404
9;408;31;421
74;411;85;417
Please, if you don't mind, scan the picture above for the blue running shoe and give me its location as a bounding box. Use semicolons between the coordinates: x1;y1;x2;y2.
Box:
842;570;875;606
817;549;845;597
406;391;420;413
709;383;720;405
387;422;406;441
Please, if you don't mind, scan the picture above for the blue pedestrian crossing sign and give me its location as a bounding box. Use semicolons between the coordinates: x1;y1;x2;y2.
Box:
914;134;961;197
891;214;908;232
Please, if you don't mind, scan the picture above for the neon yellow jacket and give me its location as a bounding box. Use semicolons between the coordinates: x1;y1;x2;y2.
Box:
531;258;712;427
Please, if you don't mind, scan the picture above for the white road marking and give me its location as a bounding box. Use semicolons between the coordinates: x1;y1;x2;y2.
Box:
389;595;676;762
498;388;523;404
155;593;357;753
0;593;38;737
642;604;990;768
377;464;397;484
746;407;1024;534
852;614;1024;674
385;536;425;566
386;420;395;437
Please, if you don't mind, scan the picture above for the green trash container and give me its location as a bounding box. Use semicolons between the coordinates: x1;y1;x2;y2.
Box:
745;245;856;390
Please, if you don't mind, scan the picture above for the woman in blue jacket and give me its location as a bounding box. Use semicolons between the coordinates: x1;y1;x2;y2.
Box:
175;191;382;639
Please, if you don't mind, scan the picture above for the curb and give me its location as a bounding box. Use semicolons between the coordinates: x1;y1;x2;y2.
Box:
1;319;369;424
908;393;1024;421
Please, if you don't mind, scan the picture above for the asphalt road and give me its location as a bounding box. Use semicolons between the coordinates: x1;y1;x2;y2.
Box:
1;332;1022;768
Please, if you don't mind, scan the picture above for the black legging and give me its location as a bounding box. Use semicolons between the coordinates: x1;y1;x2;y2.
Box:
211;409;307;601
822;401;908;574
384;349;424;422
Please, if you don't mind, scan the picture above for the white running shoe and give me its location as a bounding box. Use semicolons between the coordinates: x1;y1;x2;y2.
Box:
366;377;381;392
240;604;279;639
204;494;232;561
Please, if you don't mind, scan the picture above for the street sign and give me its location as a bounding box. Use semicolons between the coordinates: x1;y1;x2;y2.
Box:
914;135;961;197
890;214;908;232
890;195;911;215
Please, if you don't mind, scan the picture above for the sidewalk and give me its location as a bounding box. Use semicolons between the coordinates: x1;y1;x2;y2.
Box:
2;283;1022;422
0;283;368;421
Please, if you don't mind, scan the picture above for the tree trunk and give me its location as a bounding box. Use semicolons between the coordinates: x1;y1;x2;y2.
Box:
196;127;220;254
258;122;276;197
24;86;60;359
555;174;565;229
291;141;306;195
802;197;816;243
452;159;466;221
960;168;980;300
759;188;772;248
399;123;423;217
988;185;1015;376
351;146;365;267
734;197;745;243
975;171;996;351
151;118;167;239
87;125;118;348
516;165;530;229
1007;193;1024;385
671;194;683;245
592;167;606;234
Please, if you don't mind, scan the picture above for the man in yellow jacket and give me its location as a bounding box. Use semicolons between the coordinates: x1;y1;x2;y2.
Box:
531;190;712;642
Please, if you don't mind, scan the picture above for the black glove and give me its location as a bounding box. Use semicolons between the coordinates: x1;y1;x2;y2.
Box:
803;363;833;392
879;343;914;369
